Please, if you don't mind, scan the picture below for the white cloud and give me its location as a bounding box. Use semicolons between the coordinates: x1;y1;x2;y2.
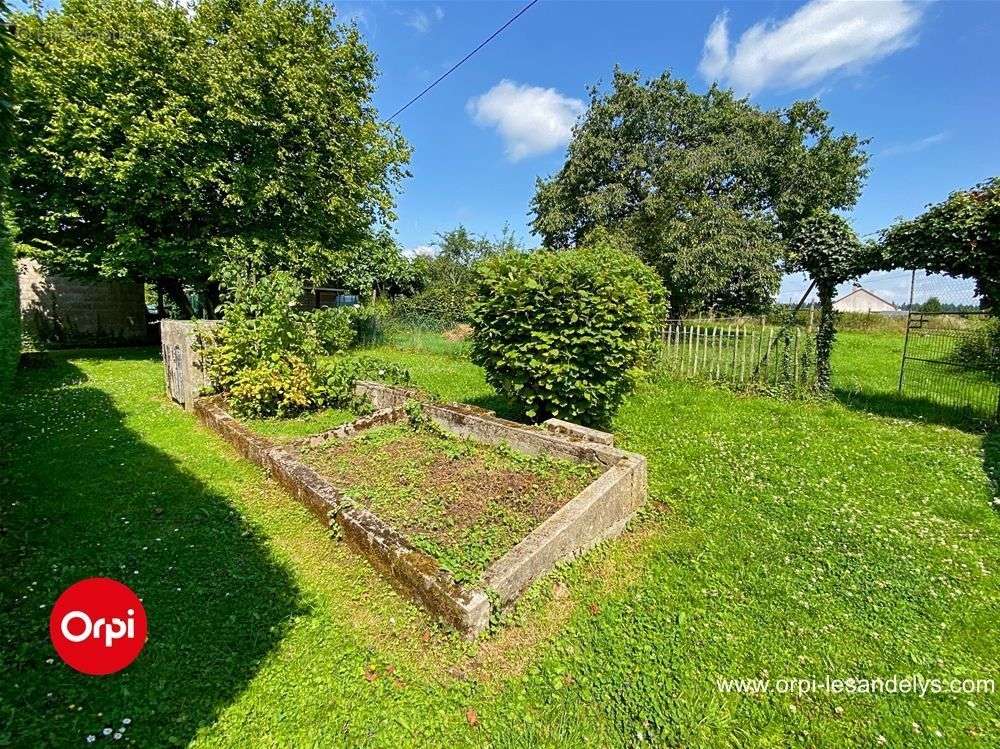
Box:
880;131;950;157
699;11;731;80
467;80;584;162
403;244;436;259
699;0;923;94
403;5;444;33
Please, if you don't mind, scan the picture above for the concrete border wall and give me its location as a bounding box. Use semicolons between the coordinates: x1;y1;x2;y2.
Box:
189;380;647;636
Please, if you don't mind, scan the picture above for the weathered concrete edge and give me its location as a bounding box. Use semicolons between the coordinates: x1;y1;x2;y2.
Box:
352;381;649;608
481;454;647;606
354;381;630;467
542;417;615;446
193;396;491;636
289;405;408;449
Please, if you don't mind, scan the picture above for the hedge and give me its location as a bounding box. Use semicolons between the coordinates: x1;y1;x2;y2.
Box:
0;229;18;399
470;245;666;425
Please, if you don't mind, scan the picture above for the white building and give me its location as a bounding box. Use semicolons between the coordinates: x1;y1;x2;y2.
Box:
832;286;898;313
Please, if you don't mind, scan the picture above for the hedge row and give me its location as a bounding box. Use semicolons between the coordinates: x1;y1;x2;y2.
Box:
0;229;18;400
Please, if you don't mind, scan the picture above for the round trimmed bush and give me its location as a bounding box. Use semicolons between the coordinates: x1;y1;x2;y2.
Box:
470;244;666;424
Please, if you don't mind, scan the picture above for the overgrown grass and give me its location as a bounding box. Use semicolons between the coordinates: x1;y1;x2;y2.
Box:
299;422;597;583
1;332;998;747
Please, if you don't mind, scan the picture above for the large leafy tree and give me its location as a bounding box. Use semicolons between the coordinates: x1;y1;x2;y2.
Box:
879;177;999;311
10;0;410;317
531;69;868;318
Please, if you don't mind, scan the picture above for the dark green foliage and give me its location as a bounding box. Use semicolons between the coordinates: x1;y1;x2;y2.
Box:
531;69;868;317
787;212;867;285
921;297;944;314
879;177;1000;310
348;300;393;345
0;230;17;399
401;225;525;327
0;1;17;397
787;212;866;390
10;0;410;315
393;282;474;327
322;231;418;300
470;244;666;424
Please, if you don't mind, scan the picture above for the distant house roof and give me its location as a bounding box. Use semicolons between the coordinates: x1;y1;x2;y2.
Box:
832;286;898;313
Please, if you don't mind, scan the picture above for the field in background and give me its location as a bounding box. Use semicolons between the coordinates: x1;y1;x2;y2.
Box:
1;330;998;746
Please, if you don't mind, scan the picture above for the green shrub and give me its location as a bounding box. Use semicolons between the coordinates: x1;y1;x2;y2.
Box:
199;271;408;418
313;307;355;354
471;245;666;424
0;229;18;399
952;318;1000;372
349;300;393;345
394;282;473;328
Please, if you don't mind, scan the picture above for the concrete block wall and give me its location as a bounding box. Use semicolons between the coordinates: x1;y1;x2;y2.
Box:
18;259;148;345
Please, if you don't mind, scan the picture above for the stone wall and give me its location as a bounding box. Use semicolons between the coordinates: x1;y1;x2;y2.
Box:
18;259;148;345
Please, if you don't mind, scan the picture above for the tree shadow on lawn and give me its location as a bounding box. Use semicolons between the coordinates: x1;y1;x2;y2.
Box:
0;353;303;747
832;386;995;434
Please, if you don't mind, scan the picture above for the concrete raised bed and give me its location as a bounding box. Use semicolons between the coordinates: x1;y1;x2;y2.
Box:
164;323;648;634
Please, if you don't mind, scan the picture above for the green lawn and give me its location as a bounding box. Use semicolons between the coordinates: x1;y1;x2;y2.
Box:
237;406;358;443
1;333;998;747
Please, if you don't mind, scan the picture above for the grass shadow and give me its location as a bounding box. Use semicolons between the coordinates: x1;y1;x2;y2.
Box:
463;393;527;423
0;354;303;746
832;386;995;434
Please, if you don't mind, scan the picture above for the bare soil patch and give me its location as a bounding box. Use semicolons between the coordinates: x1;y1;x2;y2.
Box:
297;423;598;583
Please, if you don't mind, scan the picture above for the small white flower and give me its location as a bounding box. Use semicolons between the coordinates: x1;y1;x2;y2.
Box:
122;719;131;725
103;728;113;736
113;733;122;740
86;736;96;744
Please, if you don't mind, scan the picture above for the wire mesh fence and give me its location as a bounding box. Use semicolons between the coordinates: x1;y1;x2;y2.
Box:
899;271;999;423
656;319;816;391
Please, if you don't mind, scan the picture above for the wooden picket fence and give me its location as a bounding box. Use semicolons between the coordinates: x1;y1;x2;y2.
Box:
657;319;817;390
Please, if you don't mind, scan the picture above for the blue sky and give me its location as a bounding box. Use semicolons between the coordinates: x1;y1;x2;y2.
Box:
341;0;999;305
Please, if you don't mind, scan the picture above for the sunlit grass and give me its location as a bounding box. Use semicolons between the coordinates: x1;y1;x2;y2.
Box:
2;334;997;747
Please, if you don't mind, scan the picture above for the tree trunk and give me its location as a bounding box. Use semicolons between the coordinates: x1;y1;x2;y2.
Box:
203;281;222;319
815;279;836;392
161;277;195;319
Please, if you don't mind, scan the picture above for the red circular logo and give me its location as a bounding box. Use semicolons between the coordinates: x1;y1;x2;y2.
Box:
49;578;148;675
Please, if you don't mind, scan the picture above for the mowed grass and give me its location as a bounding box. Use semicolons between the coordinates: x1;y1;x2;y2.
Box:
1;331;998;747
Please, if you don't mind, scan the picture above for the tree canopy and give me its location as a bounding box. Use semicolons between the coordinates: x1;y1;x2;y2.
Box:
531;69;868;317
0;0;19;397
879;177;999;311
10;0;410;316
786;211;865;390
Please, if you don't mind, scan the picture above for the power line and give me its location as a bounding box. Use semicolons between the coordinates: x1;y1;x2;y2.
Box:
386;0;540;122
